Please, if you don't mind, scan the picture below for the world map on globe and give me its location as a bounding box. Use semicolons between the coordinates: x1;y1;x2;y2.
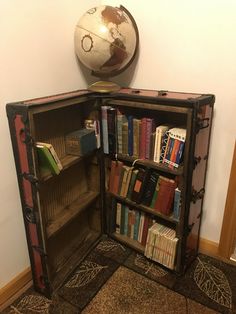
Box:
74;5;139;77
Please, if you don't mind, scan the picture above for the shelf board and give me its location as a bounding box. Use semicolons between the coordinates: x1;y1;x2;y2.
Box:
110;154;183;176
52;229;101;290
39;150;98;182
111;193;178;225
111;233;145;253
46;190;99;238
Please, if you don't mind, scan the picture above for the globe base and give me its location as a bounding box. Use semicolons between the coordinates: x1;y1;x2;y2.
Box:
88;81;120;93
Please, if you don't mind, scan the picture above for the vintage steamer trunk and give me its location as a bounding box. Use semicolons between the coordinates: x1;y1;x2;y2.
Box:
6;88;214;297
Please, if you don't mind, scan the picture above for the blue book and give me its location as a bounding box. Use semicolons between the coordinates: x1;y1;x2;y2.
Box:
173;188;181;220
128;115;133;156
176;141;185;166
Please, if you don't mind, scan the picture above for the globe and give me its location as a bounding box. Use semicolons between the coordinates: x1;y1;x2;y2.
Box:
74;5;139;92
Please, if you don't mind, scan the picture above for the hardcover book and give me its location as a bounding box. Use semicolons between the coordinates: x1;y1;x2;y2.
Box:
154;176;176;215
142;171;159;207
36;143;61;176
131;168;150;204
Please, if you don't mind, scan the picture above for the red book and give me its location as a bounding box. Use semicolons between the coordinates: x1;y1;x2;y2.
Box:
154;176;176;215
168;139;181;169
141;216;153;246
141;216;149;246
109;160;124;194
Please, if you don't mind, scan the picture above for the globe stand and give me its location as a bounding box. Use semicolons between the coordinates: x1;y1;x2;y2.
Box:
88;80;120;93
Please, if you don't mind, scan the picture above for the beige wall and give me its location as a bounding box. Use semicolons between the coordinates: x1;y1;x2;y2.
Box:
103;0;236;243
1;0;236;289
0;0;99;289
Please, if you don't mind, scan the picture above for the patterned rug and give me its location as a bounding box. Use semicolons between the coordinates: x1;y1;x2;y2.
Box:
2;237;236;313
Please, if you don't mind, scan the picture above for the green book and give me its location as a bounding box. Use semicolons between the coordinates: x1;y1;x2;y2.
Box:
36;143;60;175
127;169;139;199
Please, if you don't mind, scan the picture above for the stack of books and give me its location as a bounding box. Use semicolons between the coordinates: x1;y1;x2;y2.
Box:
145;223;178;270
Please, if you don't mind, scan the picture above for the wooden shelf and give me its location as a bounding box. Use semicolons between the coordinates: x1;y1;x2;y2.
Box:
111;233;145;253
39;150;98;182
110;193;178;226
46;190;99;238
52;229;101;290
108;154;183;176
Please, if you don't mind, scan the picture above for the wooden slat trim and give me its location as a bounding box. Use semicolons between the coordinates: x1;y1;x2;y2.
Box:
0;267;32;309
198;237;219;257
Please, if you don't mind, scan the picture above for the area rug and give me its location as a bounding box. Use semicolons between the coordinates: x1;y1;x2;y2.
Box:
2;237;236;313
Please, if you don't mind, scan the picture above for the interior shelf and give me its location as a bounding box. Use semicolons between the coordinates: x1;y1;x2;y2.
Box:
51;229;101;290
110;193;178;225
46;190;99;238
111;233;145;253
39;150;98;182
110;153;184;176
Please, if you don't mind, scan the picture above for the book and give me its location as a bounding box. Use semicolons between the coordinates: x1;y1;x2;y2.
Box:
36;143;61;175
122;121;128;155
142;171;159;207
139;118;147;159
145;118;155;159
109;160;124;194
173;188;181;220
138;213;145;243
122;166;133;197
36;142;62;170
107;107;117;154
163;127;186;168
120;203;126;235
154;125;170;163
128;115;133;156
119;165;132;197
133;210;140;241
116;110;127;154
123;205;129;235
116;202;122;234
154;176;176;215
101;106;110;154
127;169;139;199
131;168;150;204
160;129;170;163
133;118;141;158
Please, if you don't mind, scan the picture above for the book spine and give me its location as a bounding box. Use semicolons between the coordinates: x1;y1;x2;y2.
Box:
173;188;181;220
107;107;117;155
122;122;128;155
131;168;149;204
139;118;147;159
160;131;170;163
142;172;159;207
145;118;154;159
128;115;133;156
116;203;122;233
127;169;138;199
133;119;141;158
168;139;181;169
123;206;129;236
101;106;109;154
116;109;124;154
133;211;140;241
163;137;175;165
